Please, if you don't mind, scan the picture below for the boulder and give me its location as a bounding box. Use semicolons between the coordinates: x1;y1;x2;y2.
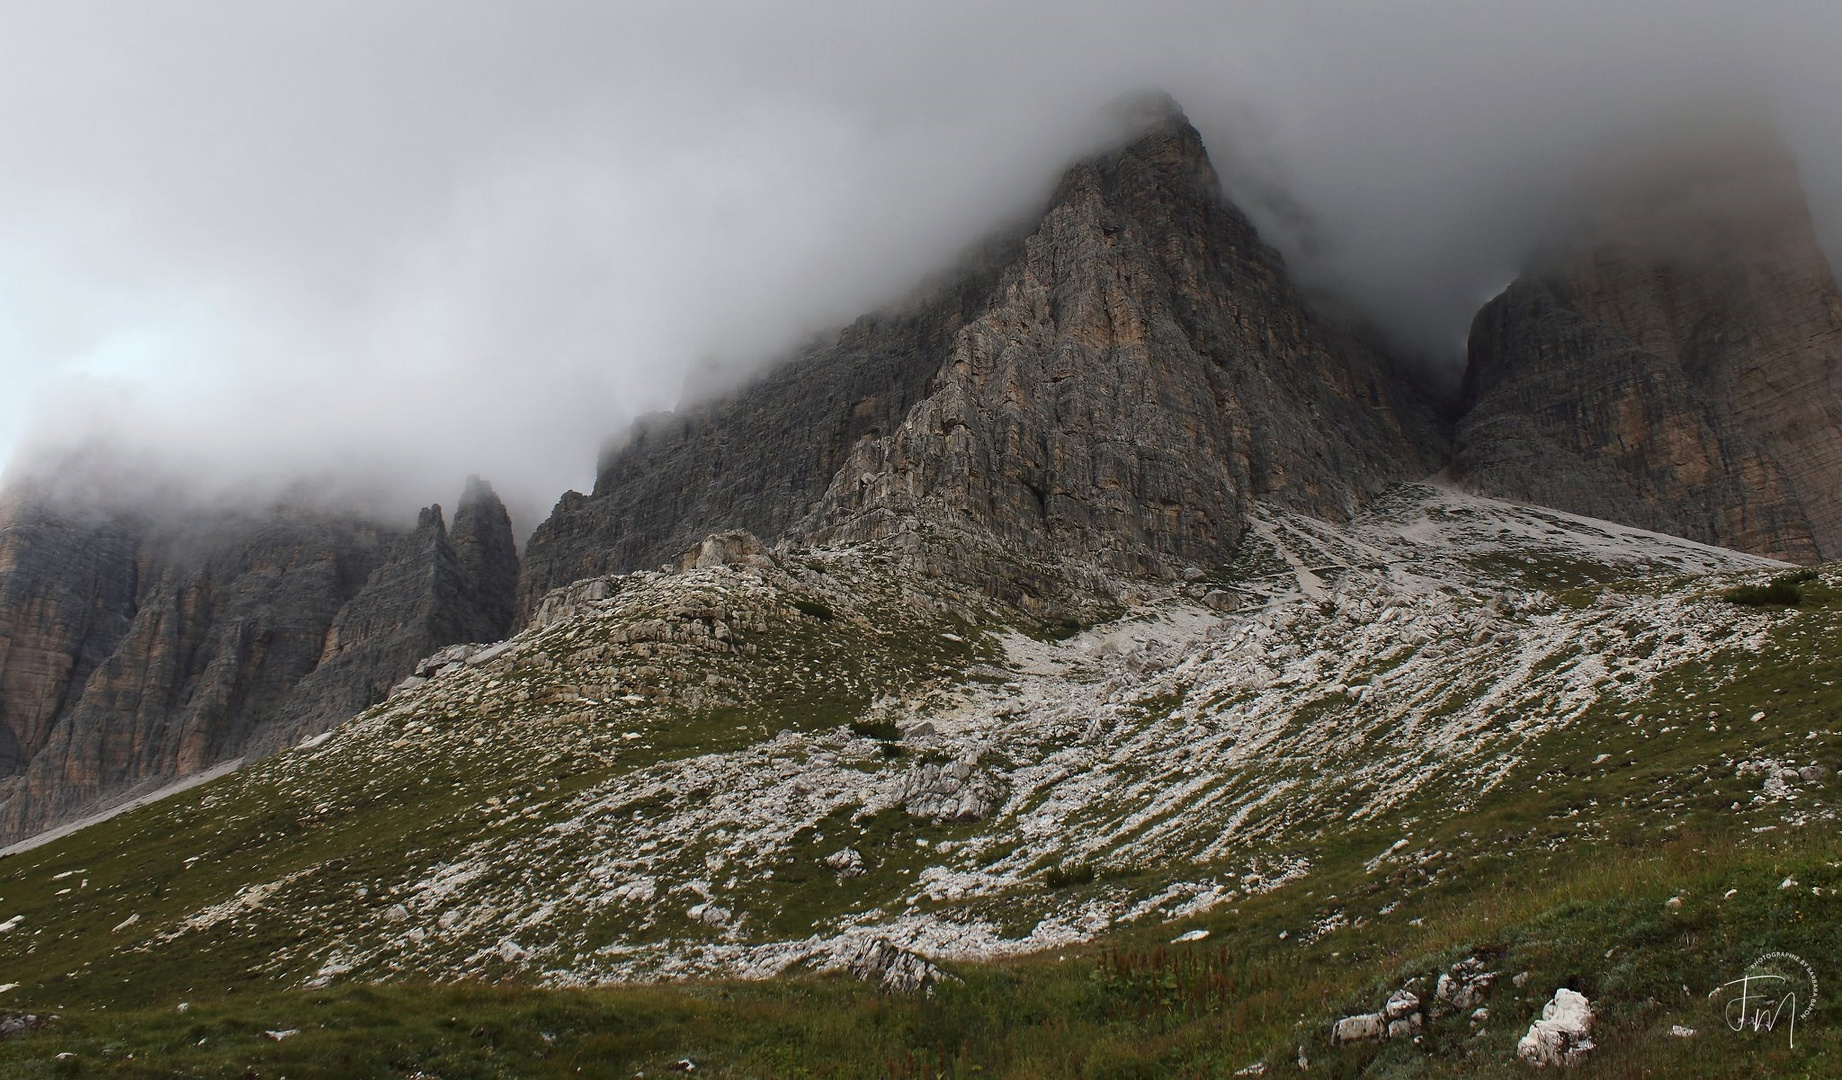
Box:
676;530;773;572
1384;988;1420;1020
844;938;948;995
1331;1013;1386;1044
1332;986;1425;1045
1517;988;1595;1068
1435;957;1498;1013
823;848;866;878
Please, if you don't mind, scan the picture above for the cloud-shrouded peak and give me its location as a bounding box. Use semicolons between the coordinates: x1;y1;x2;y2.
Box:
3;1;1840;526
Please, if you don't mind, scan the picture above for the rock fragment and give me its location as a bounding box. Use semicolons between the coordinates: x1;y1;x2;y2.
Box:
823;848;866;878
1435;957;1497;1013
892;761;1005;822
843;938;949;995
1516;987;1595;1068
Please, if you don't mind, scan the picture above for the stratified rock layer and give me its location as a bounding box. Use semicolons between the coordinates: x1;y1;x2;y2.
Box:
0;476;519;841
518;100;1436;615
1455;122;1842;563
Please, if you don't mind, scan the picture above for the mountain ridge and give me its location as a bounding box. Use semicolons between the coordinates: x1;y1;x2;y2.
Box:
0;98;1840;1074
0;474;520;841
517;102;1439;618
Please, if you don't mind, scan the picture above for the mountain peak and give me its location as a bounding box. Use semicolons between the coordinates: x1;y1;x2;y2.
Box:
516;94;1433;615
1455;117;1842;563
1104;88;1191;133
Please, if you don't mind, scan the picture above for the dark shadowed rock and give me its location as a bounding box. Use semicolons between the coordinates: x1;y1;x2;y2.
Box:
451;476;519;639
0;484;141;777
515;235;1015;617
1455;120;1842;563
518;98;1435;615
251;482;521;755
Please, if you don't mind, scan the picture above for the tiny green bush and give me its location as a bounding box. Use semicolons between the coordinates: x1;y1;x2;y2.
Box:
792;598;835;621
1045;861;1096;888
849;719;900;742
1721;579;1803;607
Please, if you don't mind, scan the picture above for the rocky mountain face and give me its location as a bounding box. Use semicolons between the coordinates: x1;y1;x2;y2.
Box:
1454;122;1842;564
518;99;1439;617
0;474;519;842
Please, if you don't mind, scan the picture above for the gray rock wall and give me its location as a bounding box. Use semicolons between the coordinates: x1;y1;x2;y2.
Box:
1455;123;1842;563
518;99;1435;611
0;477;520;841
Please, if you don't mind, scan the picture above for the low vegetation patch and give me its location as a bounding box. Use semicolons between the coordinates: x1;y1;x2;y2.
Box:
791;597;835;621
1043;860;1096;888
1721;577;1806;606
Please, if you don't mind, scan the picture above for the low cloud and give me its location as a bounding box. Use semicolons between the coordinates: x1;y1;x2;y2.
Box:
3;1;1839;528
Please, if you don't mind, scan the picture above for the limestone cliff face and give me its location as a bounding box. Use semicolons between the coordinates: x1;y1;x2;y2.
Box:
451;475;520;639
0;487;141;777
516;237;1013;616
519;100;1435;612
249;480;521;756
0;476;519;841
802;107;1433;572
1455;124;1842;562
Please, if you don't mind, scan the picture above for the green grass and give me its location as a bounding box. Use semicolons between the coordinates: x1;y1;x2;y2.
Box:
1722;581;1804;607
791;598;836;622
1;820;1837;1078
1723;568;1823;607
0;556;1836;1076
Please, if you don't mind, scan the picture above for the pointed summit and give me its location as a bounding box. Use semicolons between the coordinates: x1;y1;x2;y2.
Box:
452;476;519;640
518;97;1435;616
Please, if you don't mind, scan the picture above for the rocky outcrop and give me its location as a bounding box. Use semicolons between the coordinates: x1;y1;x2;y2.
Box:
1331;988;1424;1045
0;474;519;841
892;760;1005;822
518;96;1436;616
0;484;141;777
1455;121;1842;563
251;480;521;755
1517;988;1595;1067
841;938;950;995
450;476;519;638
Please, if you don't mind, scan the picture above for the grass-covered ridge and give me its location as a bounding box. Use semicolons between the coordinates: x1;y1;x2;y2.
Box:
0;485;1836;1076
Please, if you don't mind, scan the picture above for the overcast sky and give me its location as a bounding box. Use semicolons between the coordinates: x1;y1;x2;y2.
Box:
3;1;1840;528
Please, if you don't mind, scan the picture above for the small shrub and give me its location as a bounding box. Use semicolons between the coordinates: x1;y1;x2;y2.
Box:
849;720;901;742
1045;861;1096;888
1721;579;1804;607
792;598;835;621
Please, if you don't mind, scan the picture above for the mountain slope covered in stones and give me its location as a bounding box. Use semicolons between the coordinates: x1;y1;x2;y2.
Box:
0;486;1837;1075
518;98;1439;616
2;98;1842;1079
0;473;519;842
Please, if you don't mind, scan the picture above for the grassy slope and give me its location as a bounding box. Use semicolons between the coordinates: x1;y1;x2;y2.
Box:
0;570;1836;1077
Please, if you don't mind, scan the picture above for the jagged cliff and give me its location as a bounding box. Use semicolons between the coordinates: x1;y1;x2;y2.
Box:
1454;122;1842;563
518;99;1438;615
0;474;519;841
